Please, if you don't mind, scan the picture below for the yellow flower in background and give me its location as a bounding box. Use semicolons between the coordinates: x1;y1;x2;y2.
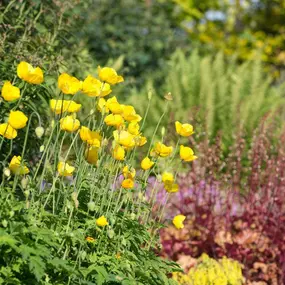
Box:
113;130;135;148
106;97;123;114
152;142;173;157
122;105;142;122
85;146;99;165
97;98;109;113
9;156;29;175
58;73;81;95
180;145;198;162
141;157;154;170
0;123;17;139
86;236;96;243
112;145;125;160
8;111;28;129
50;99;81;115
135;135;147;147
57;161;75;176
80;126;102;147
1;81;20;102
104;114;124;128
82;75;112;97
96;215;108;227
172;214;186;229
17;61;44;84
162;172;174;184
175;121;194;137
98;66;124;85
128;122;140;135
121;178;134;189
164;182;179;193
122;165;136;179
60;115;80;132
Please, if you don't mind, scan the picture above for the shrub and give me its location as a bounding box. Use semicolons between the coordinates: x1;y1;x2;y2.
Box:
157;126;285;284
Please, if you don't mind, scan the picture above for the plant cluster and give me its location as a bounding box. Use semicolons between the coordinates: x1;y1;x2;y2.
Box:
0;60;201;284
172;254;244;285
157;126;285;284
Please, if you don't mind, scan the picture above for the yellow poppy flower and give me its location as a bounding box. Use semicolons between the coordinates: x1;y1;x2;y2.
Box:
17;61;44;84
121;178;134;189
9;156;29;175
162;172;174;184
57;161;75;177
0;123;17;139
172;214;186;229
122;166;136;179
82;75;112;97
96;215;108;227
135;135;147;147
175;121;194;137
80;126;102;147
112;145;125;160
85;146;99;165
152;142;173;157
128;122;140;135
58;73;81;95
104;114;124;128
122;105;142;122
60;115;80;132
97;98;109;113
98;66;124;85
113;130;135;148
106;97;123;114
164;182;179;193
1;81;20;102
8;111;28;129
141;157;154;170
50;99;81;115
180;145;198;162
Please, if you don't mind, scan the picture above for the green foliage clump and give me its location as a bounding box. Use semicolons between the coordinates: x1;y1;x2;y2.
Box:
173;254;244;285
129;49;285;147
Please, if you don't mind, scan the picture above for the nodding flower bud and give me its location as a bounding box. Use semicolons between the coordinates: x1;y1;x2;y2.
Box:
35;126;44;138
87;201;96;211
3;168;10;177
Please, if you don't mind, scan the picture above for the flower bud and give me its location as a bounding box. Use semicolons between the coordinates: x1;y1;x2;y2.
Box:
3;168;10;177
35;126;45;138
40;145;45;152
21;177;29;189
161;127;165;137
87;201;96;211
148;90;152;100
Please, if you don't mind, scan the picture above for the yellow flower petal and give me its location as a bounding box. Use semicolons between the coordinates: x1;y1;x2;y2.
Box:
1;81;20;102
17;61;44;84
0;123;17;139
8;111;28;129
172;214;186;229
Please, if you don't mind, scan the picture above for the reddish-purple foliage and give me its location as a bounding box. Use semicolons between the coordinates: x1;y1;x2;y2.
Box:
157;125;285;284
